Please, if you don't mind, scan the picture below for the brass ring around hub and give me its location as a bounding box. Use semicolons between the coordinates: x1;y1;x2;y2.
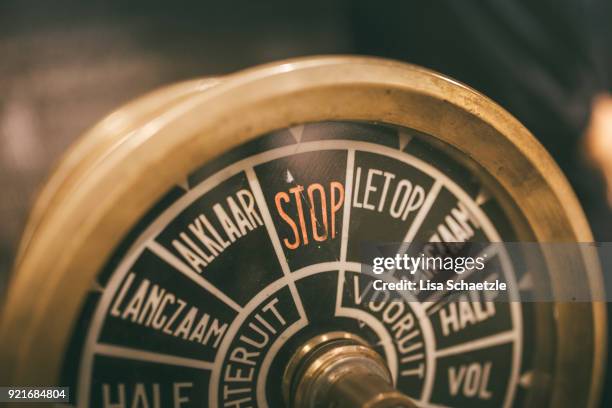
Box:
283;331;416;408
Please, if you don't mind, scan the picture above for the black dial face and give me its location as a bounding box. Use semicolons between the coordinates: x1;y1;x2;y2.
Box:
63;121;544;407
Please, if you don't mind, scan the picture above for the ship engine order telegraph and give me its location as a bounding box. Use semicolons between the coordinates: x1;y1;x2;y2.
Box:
0;57;606;408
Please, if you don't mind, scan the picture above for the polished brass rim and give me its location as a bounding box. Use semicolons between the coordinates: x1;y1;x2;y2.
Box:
0;56;605;407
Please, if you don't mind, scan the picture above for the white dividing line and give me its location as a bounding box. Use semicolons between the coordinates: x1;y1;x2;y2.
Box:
256;318;309;407
207;247;315;407
434;330;517;359
383;180;442;278
402;180;442;244
95;343;214;370
245;167;307;321
500;255;522;408
77;244;148;407
336;149;355;312
148;240;242;313
340;149;355;263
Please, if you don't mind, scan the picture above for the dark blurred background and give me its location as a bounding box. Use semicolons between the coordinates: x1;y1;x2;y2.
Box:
1;0;611;404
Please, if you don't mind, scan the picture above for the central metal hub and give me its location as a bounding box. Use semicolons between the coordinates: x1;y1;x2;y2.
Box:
283;331;417;408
